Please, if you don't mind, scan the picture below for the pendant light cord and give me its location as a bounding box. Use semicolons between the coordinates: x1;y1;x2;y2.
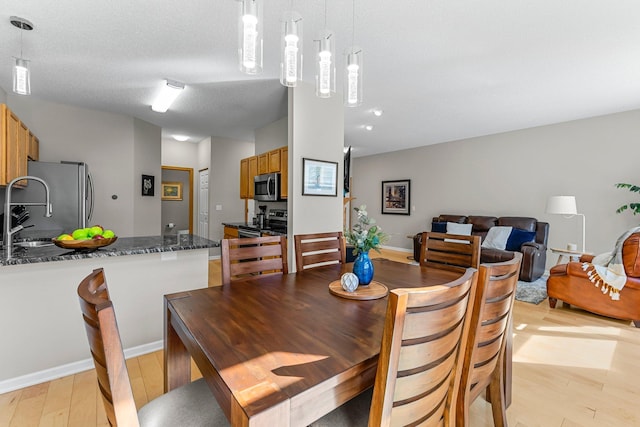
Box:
351;0;355;46
324;0;327;28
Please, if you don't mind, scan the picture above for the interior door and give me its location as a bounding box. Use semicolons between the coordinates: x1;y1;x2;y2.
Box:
198;169;209;238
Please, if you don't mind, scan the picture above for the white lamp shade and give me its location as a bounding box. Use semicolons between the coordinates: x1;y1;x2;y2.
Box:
546;196;577;215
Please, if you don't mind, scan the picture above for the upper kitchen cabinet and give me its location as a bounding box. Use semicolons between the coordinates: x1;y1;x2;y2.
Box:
1;104;33;188
28;131;39;161
239;146;288;199
258;153;268;175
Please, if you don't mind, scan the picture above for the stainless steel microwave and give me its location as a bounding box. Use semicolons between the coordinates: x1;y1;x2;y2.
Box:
254;173;281;201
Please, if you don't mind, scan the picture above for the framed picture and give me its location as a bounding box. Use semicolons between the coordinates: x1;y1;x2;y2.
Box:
161;182;183;201
382;179;411;215
141;174;154;196
302;158;338;196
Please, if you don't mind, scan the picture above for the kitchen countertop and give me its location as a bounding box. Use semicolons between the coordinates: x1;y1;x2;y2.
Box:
223;222;287;236
0;234;219;266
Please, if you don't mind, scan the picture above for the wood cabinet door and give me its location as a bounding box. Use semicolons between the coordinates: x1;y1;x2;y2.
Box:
240;157;249;199
280;147;288;199
0;105;8;185
248;156;258;198
224;226;239;239
28;131;39;161
258;153;268;175
268;149;281;172
5;108;22;186
15;121;29;186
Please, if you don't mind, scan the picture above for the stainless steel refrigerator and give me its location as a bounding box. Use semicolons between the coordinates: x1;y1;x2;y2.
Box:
8;160;94;237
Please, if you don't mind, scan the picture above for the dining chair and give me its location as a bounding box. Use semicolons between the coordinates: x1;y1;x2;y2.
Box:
456;252;522;427
220;235;288;285
419;231;481;272
311;267;479;427
294;231;346;271
77;268;229;427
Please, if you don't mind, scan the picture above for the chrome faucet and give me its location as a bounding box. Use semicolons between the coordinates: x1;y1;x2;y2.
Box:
4;176;52;259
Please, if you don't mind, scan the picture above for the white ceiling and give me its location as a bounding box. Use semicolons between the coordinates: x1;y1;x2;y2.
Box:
2;1;640;158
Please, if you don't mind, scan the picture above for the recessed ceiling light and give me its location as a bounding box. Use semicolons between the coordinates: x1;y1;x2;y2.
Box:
173;135;189;142
364;125;373;131
372;109;383;117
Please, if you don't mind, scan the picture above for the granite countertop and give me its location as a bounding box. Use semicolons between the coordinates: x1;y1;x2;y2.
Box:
0;234;219;266
222;222;287;236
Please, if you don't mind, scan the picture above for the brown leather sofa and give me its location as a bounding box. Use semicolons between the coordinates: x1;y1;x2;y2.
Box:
547;232;640;327
413;214;549;282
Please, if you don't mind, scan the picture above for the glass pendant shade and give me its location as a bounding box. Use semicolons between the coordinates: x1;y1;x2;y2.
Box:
280;11;303;87
344;47;363;107
238;0;263;75
13;58;30;96
315;29;335;98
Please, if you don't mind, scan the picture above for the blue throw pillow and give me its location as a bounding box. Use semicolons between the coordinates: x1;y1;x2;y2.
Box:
505;228;536;251
431;221;447;233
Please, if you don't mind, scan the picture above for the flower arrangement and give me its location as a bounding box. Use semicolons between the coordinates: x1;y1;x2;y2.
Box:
344;205;389;255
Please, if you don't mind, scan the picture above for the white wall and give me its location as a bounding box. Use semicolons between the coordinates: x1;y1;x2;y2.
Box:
352;109;640;269
7;95;144;236
133;118;162;235
0;86;6;104
255;117;287;153
288;83;344;271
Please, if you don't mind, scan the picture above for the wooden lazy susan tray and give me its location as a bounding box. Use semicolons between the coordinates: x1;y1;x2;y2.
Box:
328;280;389;300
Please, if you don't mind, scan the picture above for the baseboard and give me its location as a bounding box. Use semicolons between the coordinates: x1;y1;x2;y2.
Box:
209;254;221;260
0;340;163;394
380;245;412;253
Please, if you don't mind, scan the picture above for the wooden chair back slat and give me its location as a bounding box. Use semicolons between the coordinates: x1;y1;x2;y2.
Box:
77;268;140;427
419;232;481;272
456;253;522;427
221;236;288;285
294;232;346;271
368;268;478;427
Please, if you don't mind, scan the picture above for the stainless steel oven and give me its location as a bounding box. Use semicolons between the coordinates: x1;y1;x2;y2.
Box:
238;227;261;238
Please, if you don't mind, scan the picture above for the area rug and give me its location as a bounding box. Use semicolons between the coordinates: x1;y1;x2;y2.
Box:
515;274;549;305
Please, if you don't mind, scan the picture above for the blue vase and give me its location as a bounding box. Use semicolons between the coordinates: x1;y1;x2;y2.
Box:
353;251;374;286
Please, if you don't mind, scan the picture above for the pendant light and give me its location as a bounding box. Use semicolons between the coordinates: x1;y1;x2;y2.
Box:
344;0;362;107
280;1;303;87
10;16;34;96
315;0;335;98
238;0;263;75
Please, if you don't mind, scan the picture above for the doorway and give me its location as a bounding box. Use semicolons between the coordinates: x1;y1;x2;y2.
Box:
161;166;193;236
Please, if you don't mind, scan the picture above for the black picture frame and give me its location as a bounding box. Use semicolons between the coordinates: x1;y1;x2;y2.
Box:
142;174;155;196
381;179;411;215
302;158;338;196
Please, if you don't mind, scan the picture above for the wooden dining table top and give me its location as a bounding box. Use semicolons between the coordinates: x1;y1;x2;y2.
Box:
164;258;463;426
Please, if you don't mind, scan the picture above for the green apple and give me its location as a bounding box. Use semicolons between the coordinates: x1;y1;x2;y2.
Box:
72;228;90;240
102;229;115;239
88;225;103;237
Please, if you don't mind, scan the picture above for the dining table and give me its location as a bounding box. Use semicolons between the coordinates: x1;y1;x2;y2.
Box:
163;258;470;426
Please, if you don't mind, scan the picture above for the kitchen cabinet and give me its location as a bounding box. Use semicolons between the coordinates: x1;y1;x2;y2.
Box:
258;153;268;175
239;146;287;199
1;104;30;188
268;148;281;172
1;104;38;187
224;226;239;239
280;146;288;199
240;158;249;199
28;131;39;161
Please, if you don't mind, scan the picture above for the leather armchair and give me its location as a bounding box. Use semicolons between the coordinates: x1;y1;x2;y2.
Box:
547;232;640;327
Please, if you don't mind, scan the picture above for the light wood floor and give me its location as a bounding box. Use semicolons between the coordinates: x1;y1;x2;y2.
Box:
2;249;639;427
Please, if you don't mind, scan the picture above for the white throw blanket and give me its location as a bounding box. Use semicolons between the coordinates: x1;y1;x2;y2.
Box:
581;226;640;300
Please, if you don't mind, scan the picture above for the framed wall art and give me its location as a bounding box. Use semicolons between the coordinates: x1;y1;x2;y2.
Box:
381;179;411;215
161;182;183;201
302;158;338;196
141;174;155;196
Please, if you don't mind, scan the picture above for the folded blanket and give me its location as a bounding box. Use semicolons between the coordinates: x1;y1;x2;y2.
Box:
582;226;640;300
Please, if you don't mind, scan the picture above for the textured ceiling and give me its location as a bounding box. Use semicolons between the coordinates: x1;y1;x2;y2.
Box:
2;1;640;157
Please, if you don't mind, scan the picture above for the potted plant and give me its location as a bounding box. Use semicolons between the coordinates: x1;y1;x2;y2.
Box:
615;183;640;215
344;205;389;285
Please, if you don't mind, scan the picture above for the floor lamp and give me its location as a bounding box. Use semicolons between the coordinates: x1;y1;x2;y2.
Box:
545;195;586;253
